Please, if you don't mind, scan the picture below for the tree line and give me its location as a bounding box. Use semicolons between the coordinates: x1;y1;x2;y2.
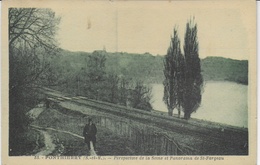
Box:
53;49;153;111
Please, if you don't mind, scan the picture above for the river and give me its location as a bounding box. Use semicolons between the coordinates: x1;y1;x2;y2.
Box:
151;81;248;128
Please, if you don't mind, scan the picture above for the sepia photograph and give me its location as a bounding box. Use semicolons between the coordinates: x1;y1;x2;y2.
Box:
2;0;257;164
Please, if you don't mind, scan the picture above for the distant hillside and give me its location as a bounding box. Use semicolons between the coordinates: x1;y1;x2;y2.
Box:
201;57;248;85
58;49;248;85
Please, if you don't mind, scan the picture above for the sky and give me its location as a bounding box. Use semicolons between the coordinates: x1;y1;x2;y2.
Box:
50;1;255;60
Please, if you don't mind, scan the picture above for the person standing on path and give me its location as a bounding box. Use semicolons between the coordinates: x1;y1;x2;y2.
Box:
83;118;97;152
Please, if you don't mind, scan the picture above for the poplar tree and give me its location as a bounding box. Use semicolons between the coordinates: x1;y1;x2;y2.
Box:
163;28;185;117
183;18;203;119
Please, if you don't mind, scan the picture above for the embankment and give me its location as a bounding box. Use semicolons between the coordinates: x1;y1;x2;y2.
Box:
39;87;248;155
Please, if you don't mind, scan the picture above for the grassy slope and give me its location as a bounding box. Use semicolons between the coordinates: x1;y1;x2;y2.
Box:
33;102;248;155
32;108;135;156
39;88;248;155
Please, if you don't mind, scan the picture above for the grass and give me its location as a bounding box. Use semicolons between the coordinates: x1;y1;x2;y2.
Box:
30;101;248;156
32;108;135;156
9;129;45;156
65;98;248;155
47;127;135;156
50;131;87;156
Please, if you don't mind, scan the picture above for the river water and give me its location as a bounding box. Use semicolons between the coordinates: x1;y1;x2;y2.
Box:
151;81;248;128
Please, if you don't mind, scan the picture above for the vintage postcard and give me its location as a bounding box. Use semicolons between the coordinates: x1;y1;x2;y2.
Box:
2;0;257;164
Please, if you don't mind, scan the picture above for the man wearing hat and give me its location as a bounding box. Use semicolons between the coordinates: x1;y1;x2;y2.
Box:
83;118;97;152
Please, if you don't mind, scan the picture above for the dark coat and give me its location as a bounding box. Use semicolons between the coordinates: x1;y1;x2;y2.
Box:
83;123;97;143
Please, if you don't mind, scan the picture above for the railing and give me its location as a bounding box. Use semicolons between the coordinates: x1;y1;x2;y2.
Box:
53;102;186;155
90;115;186;155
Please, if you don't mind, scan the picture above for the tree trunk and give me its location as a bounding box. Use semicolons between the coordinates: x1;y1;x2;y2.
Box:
178;109;181;118
168;108;173;116
184;112;191;119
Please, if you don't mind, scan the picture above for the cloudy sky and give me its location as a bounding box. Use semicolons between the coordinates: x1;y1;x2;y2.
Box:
49;1;255;60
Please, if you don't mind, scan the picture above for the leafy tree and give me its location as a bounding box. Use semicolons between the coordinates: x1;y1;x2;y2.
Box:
163;28;185;117
105;74;119;104
130;81;152;111
9;8;60;155
183;18;203;119
40;55;66;87
85;50;107;100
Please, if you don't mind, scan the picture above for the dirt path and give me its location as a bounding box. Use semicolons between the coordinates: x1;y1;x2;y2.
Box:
28;105;97;156
27;105;56;156
27;107;45;120
32;128;56;156
31;125;97;156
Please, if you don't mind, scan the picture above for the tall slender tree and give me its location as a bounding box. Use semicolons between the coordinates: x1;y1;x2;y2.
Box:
183;18;203;119
85;50;107;100
175;48;185;118
106;74;119;104
163;28;185;116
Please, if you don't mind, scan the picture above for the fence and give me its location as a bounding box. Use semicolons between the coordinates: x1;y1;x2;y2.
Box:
50;96;187;155
94;116;185;155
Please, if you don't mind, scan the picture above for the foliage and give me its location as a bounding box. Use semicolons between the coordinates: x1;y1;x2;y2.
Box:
53;50;153;111
57;49;248;86
84;50;107;99
129;81;153;111
163;19;204;119
182;19;203;119
51;48;247;113
105;74;120;104
9;8;60;154
118;77;131;106
163;28;185;116
9;128;45;156
201;57;248;85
